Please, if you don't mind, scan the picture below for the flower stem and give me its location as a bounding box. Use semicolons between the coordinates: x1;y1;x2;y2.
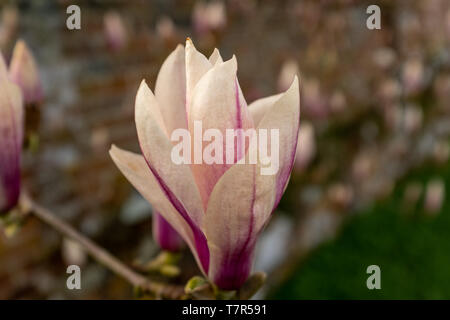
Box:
19;192;185;299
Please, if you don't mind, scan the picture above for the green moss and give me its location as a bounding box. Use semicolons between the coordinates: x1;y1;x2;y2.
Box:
271;162;450;299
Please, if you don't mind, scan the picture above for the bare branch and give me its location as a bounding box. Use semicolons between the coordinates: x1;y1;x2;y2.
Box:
19;192;185;299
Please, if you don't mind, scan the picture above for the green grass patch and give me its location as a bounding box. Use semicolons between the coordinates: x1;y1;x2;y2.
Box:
271;161;450;299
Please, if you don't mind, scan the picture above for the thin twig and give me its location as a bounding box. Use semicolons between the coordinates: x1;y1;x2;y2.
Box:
19;192;185;299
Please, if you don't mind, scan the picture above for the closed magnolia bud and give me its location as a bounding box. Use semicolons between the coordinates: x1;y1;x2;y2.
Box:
9;40;43;105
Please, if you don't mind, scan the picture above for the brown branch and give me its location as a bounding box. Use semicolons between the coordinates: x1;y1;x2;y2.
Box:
19;192;185;299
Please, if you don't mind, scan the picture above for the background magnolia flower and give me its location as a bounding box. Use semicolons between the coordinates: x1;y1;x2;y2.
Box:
192;1;227;35
110;39;300;289
9;40;43;105
302;78;328;118
156;16;177;43
0;6;18;51
153;211;185;252
424;179;445;215
103;11;128;51
0;53;23;214
294;121;316;172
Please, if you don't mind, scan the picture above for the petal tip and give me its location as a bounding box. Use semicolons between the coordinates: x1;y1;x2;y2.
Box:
175;43;184;52
109;144;118;154
186;37;193;48
290;75;299;91
138;78;148;89
216;54;237;73
0;53;7;77
136;79;154;102
109;144;124;160
284;75;300;103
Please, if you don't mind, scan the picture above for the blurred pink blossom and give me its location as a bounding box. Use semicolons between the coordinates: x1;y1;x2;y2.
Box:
402;58;424;95
156;16;177;42
424;179;445;215
0;6;18;50
302;78;327;118
0;53;23;214
294;121;316;172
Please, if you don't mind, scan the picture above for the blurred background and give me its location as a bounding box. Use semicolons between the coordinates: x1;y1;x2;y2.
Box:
0;0;449;299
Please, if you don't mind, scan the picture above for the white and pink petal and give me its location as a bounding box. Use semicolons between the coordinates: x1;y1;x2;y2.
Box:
185;38;212;116
208;48;223;65
248;93;283;127
203;163;261;289
188;57;255;208
0;54;23;213
109;146;209;273
154;44;188;134
255;77;300;222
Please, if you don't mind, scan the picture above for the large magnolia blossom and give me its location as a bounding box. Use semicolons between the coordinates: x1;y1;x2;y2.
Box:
110;39;300;289
0;53;23;214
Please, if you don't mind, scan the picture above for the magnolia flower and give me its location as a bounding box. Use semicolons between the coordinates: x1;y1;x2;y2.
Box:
103;11;128;51
110;39;300;289
192;1;227;35
0;53;23;214
9;40;43;105
153;211;185;252
294;121;315;172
